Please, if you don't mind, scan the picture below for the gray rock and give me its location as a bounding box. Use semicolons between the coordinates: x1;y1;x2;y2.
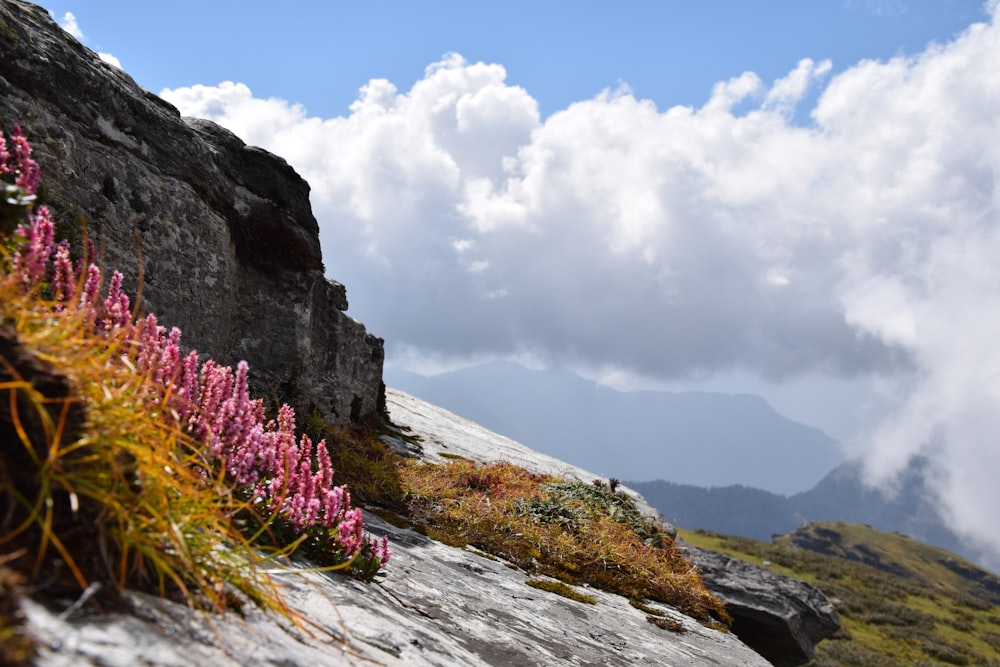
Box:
382;387;665;518
680;545;841;667
0;0;383;423
22;389;771;667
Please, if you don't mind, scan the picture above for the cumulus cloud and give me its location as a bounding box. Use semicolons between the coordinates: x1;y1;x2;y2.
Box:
163;8;1000;560
57;11;84;40
98;52;122;69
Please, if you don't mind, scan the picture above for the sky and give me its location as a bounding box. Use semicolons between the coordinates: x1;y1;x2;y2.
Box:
51;1;1000;563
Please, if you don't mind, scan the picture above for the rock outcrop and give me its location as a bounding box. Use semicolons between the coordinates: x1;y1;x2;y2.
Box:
680;545;841;667
21;389;773;667
0;0;383;423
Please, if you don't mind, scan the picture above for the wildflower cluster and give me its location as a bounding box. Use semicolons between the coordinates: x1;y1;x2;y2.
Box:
1;122;388;588
1;124;40;240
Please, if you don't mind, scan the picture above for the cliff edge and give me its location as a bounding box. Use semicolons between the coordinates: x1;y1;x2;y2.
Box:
0;0;383;423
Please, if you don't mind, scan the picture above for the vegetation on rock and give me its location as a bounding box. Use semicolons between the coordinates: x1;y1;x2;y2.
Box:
0;123;389;658
402;459;729;624
525;578;597;604
680;524;1000;666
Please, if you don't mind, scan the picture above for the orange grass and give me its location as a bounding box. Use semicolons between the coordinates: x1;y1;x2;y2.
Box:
0;270;294;617
401;459;729;624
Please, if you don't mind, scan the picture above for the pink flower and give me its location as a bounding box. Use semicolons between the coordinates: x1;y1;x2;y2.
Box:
79;264;102;312
3;121;389;578
13;206;55;286
51;241;76;303
100;271;132;331
372;535;391;565
337;509;365;557
8;125;39;194
0;132;9;175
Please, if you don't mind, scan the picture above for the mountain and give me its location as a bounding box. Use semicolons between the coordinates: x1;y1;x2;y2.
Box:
630;481;800;539
386;361;844;495
631;455;1000;573
680;522;1000;666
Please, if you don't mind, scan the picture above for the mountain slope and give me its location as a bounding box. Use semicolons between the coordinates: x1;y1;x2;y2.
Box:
387;362;843;494
782;522;1000;607
680;523;1000;666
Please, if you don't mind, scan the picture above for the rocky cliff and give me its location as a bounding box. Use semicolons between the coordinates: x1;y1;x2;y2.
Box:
0;0;383;423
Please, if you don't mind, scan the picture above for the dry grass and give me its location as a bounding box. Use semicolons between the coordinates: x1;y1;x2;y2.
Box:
0;271;293;618
401;459;729;624
308;434;731;625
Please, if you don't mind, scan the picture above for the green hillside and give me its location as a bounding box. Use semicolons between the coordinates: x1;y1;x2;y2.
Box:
680;522;1000;666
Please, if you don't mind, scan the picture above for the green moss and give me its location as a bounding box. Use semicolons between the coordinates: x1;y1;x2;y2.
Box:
369;508;412;530
629;599;666;616
465;547;500;562
0;18;17;44
438;451;471;460
525;579;597;605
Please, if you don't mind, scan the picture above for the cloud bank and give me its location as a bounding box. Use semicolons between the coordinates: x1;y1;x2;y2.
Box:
162;8;1000;561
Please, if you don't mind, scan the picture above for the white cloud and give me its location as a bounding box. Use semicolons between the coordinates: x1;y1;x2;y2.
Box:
99;52;122;69
764;58;832;116
162;7;1000;560
58;11;84;40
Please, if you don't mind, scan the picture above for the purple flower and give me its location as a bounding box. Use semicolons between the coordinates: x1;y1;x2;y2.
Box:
3;123;389;578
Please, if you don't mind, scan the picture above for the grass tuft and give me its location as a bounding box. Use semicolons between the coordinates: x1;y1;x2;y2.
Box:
402;459;729;624
0;282;291;615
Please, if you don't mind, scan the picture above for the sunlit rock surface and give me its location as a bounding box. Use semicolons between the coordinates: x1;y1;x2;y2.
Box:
23;389;770;667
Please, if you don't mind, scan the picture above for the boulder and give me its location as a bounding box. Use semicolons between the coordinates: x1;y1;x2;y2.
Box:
681;545;841;667
0;0;383;423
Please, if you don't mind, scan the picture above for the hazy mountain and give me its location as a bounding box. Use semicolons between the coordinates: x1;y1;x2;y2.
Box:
385;361;843;495
631;455;999;572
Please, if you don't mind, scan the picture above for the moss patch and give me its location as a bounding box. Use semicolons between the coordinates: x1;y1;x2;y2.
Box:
525;579;597;605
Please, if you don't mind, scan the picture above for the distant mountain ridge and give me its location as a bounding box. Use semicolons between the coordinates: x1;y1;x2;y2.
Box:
386;361;844;495
631;455;1000;573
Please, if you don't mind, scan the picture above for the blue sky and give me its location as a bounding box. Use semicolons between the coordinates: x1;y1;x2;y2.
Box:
52;2;1000;559
55;1;984;120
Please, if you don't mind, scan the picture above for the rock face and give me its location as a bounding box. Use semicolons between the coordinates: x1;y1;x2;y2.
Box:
21;388;772;667
0;0;383;423
680;545;841;667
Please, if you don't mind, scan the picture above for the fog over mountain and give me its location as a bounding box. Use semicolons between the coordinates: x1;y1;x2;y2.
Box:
631;456;1000;574
386;362;843;495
